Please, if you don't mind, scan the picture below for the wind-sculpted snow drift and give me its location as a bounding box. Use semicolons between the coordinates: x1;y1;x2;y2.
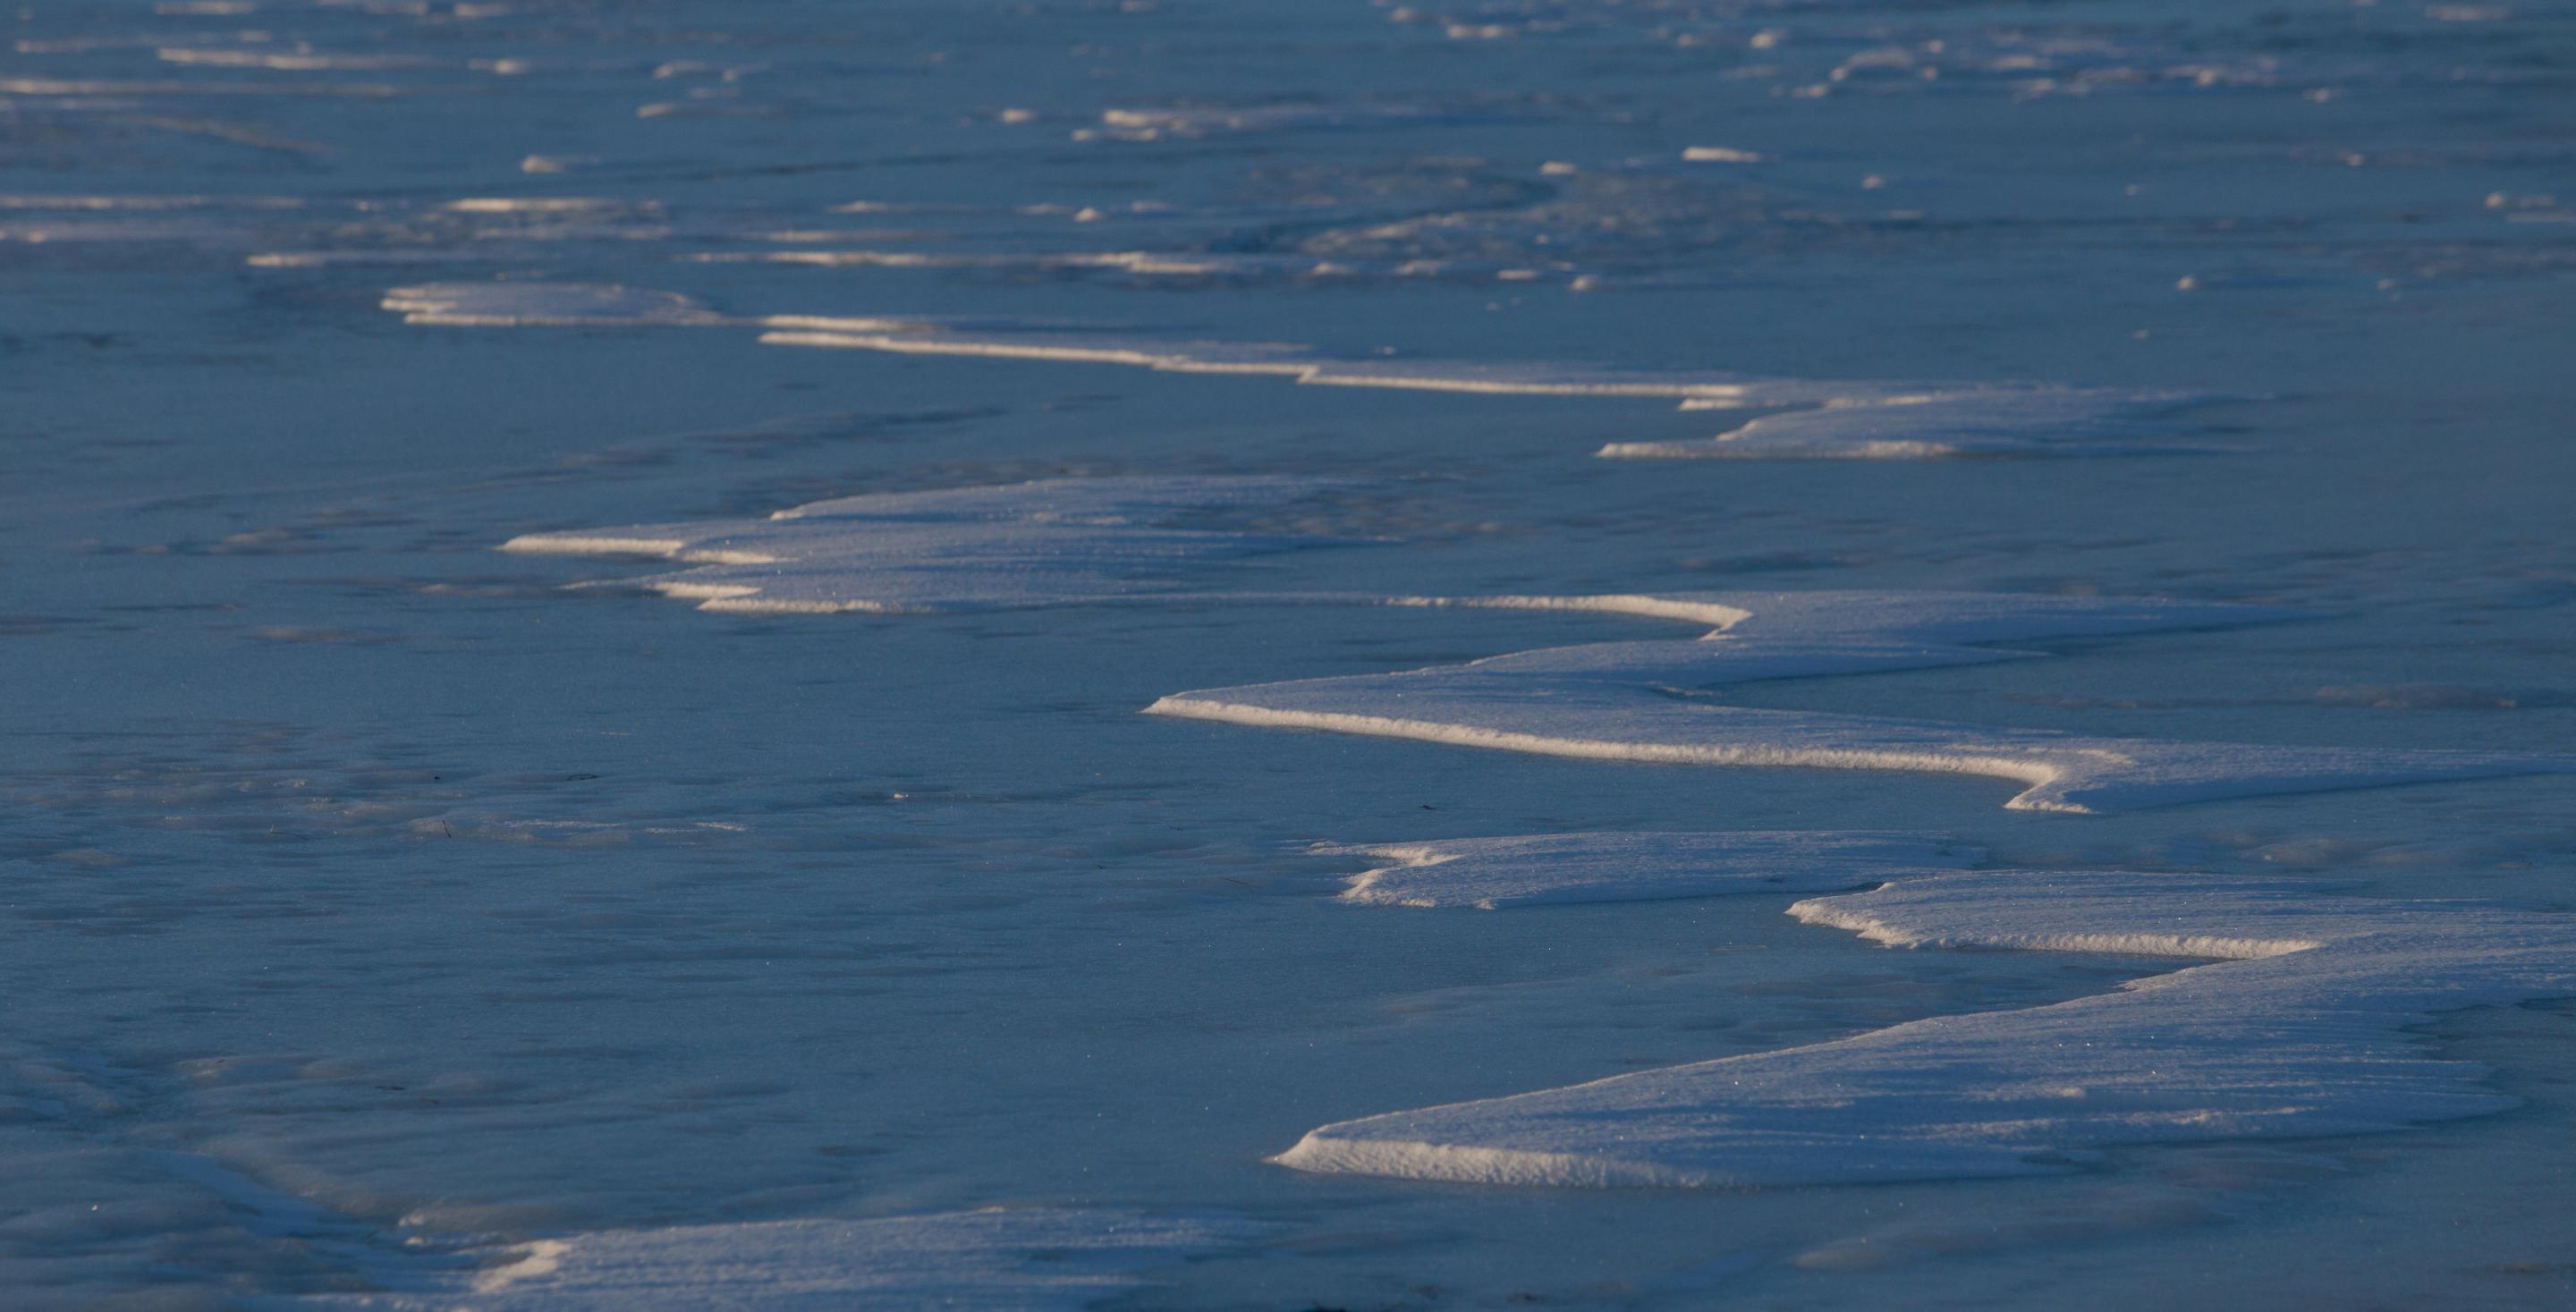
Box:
498;476;1338;614
1322;831;1978;909
295;1207;1262;1311
1148;591;2573;813
385;283;2223;458
1280;849;2576;1189
1597;390;2226;460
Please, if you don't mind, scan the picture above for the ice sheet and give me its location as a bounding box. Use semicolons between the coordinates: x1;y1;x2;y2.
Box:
1597;390;2230;460
1321;831;1978;909
497;476;1340;614
290;1208;1262;1311
1153;590;2568;813
1282;868;2576;1187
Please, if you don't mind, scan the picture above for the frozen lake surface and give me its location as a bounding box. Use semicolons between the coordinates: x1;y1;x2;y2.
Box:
4;1;2574;1308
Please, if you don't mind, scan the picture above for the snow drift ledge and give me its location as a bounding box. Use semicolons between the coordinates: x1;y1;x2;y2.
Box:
1275;867;2576;1189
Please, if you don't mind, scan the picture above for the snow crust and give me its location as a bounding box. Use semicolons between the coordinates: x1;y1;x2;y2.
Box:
498;476;1335;614
384;284;2221;454
1088;103;1437;140
383;284;726;328
1323;831;1976;909
760;322;1882;406
296;1207;1260;1311
1597;389;2225;460
1148;591;2572;813
1280;862;2576;1188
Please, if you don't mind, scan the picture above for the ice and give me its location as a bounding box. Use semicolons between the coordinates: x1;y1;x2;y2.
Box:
1088;103;1437;140
382;284;728;329
15;0;2576;1303
387;284;2230;443
759;321;1911;405
496;476;1341;614
1597;389;2229;460
155;48;433;72
381;284;1908;405
1280;868;2576;1188
1148;591;2573;812
1321;831;1977;909
289;1207;1262;1311
1155;688;2569;814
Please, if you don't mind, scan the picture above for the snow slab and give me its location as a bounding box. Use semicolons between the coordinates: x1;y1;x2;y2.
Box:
383;284;729;328
1321;831;1979;909
290;1207;1262;1311
1279;866;2576;1188
1152;681;2571;815
1597;389;2230;460
498;476;1339;614
759;323;1897;407
1149;590;2571;813
386;283;2208;424
386;281;2132;415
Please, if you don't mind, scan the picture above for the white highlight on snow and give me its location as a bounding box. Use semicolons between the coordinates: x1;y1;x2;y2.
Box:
155;47;432;72
1087;103;1435;140
301;1207;1261;1311
1323;831;1976;909
497;476;1337;614
1278;864;2576;1188
1146;591;2573;813
0;192;303;210
1681;145;1771;163
1598;389;2226;460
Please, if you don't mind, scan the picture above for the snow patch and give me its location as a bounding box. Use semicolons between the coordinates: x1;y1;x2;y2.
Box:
498;476;1340;614
1598;390;2227;460
1323;831;1976;909
383;284;2232;452
294;1207;1263;1311
383;284;726;328
1280;868;2576;1187
1148;591;2572;813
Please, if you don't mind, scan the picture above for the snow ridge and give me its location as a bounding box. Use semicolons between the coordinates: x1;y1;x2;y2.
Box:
1323;831;1978;909
1148;590;2571;813
1280;851;2576;1188
385;283;2222;458
497;476;1337;614
292;1207;1263;1311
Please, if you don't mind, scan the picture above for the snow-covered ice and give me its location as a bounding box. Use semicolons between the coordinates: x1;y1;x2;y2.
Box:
383;284;727;329
1150;590;2572;813
1154;686;2571;815
1597;389;2230;460
291;1208;1262;1311
12;0;2576;1305
391;282;2217;443
1282;863;2576;1188
1322;831;1978;909
497;476;1340;614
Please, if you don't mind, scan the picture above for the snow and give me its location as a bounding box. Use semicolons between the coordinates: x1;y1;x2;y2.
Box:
382;284;727;329
1597;389;2228;460
1153;590;2567;813
389;284;2233;457
13;0;2576;1304
1280;866;2576;1188
379;282;2157;416
289;1208;1263;1311
1321;831;1977;909
497;476;1340;614
1153;688;2570;813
